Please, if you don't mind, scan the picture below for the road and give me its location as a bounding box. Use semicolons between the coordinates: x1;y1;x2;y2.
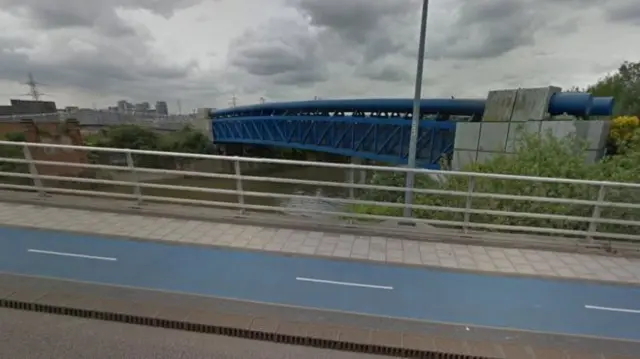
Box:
0;226;639;341
0;308;387;359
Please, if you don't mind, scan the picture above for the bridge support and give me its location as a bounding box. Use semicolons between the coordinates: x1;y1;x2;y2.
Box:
195;108;213;141
452;86;611;171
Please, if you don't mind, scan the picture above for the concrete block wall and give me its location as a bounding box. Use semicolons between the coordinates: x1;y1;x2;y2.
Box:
452;86;610;170
194;108;213;141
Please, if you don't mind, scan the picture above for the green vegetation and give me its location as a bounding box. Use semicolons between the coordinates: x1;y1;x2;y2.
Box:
0;132;29;184
84;124;214;154
352;131;640;236
585;61;640;116
84;124;214;168
351;60;640;237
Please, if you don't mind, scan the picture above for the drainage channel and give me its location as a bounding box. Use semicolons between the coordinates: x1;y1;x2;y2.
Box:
0;298;495;359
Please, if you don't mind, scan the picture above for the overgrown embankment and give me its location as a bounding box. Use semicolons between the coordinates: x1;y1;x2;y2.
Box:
351;129;640;237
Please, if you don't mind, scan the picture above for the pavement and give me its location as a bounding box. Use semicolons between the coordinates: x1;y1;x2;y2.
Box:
1;225;640;343
0;202;639;285
0;308;386;359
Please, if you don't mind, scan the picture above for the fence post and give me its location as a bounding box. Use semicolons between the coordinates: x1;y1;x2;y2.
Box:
346;163;356;224
22;144;45;196
234;159;245;214
125;151;143;205
463;177;475;233
587;184;607;242
347;166;355;201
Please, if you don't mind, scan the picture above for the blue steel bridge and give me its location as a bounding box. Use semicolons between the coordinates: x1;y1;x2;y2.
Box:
210;94;614;169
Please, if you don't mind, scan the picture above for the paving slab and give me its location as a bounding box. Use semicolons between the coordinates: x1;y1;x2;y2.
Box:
0;201;639;284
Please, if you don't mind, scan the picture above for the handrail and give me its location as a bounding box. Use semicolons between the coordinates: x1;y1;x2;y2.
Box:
1;140;639;188
0;140;639;244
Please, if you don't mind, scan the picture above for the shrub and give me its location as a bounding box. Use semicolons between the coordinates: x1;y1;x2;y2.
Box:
0;132;30;185
353;131;640;236
609;116;640;153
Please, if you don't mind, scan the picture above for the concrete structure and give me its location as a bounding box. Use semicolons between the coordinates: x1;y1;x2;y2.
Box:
211;93;613;169
195;108;213;141
0;99;60;123
0;118;87;177
155;101;168;115
117;100;132;113
135;102;150;113
1;198;638;358
452;87;612;170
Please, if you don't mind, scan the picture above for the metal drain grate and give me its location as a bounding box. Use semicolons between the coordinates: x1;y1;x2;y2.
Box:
0;298;496;359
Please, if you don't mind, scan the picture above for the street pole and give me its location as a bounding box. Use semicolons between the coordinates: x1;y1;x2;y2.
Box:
403;0;430;218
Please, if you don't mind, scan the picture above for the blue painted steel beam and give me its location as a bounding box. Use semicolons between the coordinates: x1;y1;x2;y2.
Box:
212;115;456;169
209;93;615;167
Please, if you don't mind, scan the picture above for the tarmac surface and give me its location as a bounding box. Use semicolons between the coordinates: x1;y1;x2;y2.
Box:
0;308;391;359
2;226;639;341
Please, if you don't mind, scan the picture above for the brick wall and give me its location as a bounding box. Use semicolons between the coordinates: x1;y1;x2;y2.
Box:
0;119;88;176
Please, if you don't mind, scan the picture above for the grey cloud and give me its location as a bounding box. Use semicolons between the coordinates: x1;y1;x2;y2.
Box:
0;19;202;107
0;0;203;35
229;18;328;85
288;0;423;85
293;0;416;43
606;2;640;25
0;0;209;105
0;43;193;94
357;64;411;83
440;0;541;59
292;0;419;56
289;0;547;66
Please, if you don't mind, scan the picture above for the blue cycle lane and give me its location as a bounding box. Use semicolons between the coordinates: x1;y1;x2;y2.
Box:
0;226;639;341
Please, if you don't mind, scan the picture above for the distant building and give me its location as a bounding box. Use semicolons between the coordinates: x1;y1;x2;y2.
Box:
0;99;59;122
116;100;129;113
155;101;168;115
134;102;150;113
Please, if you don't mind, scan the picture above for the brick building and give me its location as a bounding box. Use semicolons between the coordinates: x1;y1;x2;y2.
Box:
0;99;88;177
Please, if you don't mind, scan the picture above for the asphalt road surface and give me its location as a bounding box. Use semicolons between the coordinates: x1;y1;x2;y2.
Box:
1;226;640;341
0;308;392;359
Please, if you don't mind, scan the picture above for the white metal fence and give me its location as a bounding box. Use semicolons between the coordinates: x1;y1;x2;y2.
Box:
0;140;639;244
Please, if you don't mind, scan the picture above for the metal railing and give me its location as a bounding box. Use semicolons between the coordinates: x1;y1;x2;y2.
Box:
0;140;639;245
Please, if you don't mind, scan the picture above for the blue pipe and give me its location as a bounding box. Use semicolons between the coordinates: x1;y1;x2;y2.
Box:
212;93;615;118
548;92;593;116
591;97;615;116
212;98;486;117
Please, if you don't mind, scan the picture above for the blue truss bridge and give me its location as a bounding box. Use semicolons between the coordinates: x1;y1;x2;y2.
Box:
210;94;614;169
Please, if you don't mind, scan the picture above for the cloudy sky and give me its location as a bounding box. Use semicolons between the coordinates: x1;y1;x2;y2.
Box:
0;0;638;113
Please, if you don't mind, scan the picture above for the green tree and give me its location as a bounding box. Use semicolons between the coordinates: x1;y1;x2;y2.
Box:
587;61;640;116
98;124;161;150
84;124;214;169
157;126;215;169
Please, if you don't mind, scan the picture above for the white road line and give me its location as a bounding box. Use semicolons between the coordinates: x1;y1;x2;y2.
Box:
585;305;640;314
296;277;393;290
27;249;117;262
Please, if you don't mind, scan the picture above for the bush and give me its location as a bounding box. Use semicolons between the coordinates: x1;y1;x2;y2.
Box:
609;116;640;152
352;131;640;236
84;124;214;169
0;132;30;185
